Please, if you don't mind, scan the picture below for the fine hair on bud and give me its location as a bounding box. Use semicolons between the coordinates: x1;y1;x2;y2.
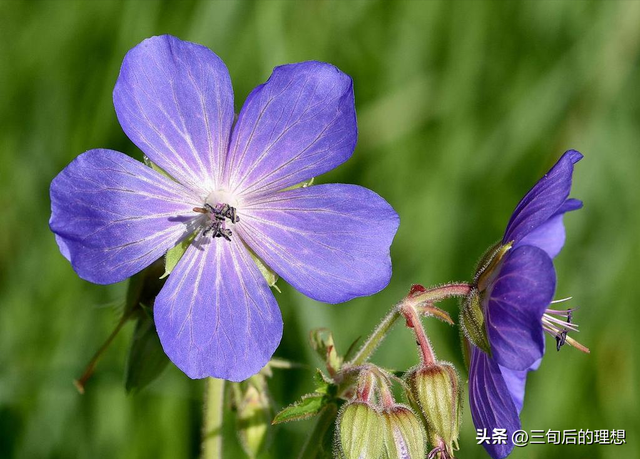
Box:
472;240;502;284
406;361;462;454
336;401;385;459
382;404;427;459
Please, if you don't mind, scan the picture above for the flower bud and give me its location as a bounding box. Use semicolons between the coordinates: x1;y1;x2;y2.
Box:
337;401;385;459
233;376;272;458
406;362;461;453
382;405;426;459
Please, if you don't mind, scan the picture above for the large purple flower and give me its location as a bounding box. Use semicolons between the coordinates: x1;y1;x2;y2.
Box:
49;35;399;382
468;150;586;458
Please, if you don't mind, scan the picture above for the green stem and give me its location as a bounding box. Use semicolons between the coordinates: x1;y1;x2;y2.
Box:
202;377;225;459
297;403;338;459
347;306;402;367
74;309;134;394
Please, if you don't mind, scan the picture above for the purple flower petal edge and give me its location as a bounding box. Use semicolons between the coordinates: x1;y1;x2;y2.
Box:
49;149;199;284
499;358;541;415
114;35;235;194
503;150;582;246
154;237;283;381
237;184;399;303
515;198;582;258
223;61;357;197
470;348;520;459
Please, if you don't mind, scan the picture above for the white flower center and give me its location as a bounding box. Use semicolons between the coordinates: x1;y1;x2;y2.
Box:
205;189;239;209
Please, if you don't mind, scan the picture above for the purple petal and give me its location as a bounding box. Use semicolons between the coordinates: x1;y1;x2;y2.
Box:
154;236;283;381
515;198;582;258
486;245;556;371
503;150;582;246
223;61;357;197
499;358;541;415
237;184;399;304
50;149;200;284
114;35;234;193
469;348;520;459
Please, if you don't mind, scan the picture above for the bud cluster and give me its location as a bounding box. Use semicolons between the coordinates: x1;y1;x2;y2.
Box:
336;368;427;459
334;349;463;459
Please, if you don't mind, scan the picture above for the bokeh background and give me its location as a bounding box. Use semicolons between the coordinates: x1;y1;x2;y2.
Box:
1;0;638;458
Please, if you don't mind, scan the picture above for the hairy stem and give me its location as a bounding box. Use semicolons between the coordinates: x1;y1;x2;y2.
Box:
347;306;402;367
402;303;436;365
407;283;471;305
202;377;225;459
346;283;471;368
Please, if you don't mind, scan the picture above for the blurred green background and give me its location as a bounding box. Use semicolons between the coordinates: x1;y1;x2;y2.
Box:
0;0;638;458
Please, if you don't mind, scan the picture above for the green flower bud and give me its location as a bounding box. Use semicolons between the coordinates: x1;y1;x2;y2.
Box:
382;405;426;459
459;288;491;355
337;402;385;459
233;375;272;458
406;362;461;453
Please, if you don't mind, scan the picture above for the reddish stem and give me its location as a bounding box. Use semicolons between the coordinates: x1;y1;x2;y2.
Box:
401;303;436;365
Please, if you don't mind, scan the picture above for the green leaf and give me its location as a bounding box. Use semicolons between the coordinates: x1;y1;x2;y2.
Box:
124;312;170;393
313;370;333;395
272;394;328;424
161;234;195;279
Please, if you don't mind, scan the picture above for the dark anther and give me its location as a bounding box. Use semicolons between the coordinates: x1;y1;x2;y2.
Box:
200;202;238;241
555;309;573;351
203;220;233;240
205;203;240;223
556;330;568;351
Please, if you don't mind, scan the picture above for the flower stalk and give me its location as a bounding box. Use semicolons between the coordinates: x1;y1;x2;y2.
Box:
202;377;225;459
74;309;135;394
401;302;436;365
346;283;470;368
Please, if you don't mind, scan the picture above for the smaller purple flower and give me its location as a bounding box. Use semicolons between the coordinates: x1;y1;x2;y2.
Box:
50;35;399;382
467;150;588;458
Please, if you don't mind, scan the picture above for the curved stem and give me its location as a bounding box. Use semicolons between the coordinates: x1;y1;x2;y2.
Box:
347;306;401;367
74;310;134;394
202;377;225;459
407;283;471;305
346;283;471;368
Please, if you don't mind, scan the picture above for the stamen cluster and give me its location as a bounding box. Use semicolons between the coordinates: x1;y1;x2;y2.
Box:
195;203;240;240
